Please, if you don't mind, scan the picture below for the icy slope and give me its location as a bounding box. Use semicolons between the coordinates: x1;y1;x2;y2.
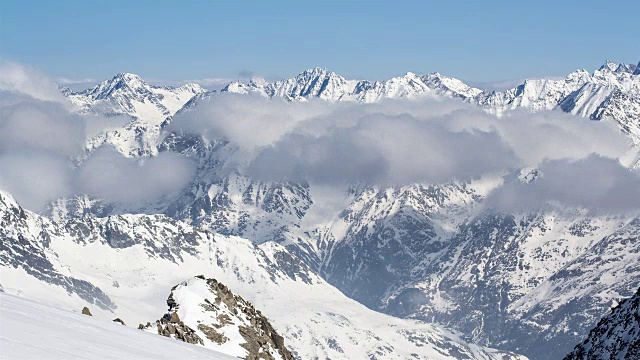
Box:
0;292;235;360
564;287;640;359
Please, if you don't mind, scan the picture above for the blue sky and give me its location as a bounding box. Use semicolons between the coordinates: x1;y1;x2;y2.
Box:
1;0;638;87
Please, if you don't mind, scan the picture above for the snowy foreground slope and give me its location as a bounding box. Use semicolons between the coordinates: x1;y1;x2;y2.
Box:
564;287;640;359
0;191;524;360
0;292;235;360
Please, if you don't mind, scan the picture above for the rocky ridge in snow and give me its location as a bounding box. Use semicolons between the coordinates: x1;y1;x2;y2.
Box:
143;276;295;360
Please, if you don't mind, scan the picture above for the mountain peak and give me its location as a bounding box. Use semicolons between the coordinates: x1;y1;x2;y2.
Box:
614;62;638;74
298;67;338;78
598;60;619;72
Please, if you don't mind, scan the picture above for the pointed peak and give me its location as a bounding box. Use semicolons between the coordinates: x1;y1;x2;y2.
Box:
598;60;618;72
615;63;634;74
112;72;143;81
248;76;267;87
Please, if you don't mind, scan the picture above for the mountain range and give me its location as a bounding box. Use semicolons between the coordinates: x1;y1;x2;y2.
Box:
2;60;639;359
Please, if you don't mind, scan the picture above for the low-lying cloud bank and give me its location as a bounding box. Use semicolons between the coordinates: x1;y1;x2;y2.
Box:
168;93;640;211
486;155;640;212
1;62;639;213
0;63;195;211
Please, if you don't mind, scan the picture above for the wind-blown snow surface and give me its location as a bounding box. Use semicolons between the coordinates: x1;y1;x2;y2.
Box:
0;191;523;360
0;292;235;360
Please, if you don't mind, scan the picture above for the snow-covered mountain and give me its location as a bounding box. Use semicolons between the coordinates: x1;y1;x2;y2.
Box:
1;59;637;359
0;191;523;360
65;73;206;156
564;286;640;359
44;60;640;360
63;61;639;159
302;179;639;359
67;73;204;119
222;67;482;102
223;61;640;147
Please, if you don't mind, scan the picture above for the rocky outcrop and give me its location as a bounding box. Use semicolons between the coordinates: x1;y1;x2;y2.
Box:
143;276;294;360
82;307;92;316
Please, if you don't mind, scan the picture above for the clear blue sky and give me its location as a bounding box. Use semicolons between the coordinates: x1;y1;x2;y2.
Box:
1;0;638;85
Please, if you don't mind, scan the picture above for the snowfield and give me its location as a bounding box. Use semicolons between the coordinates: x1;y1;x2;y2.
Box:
0;292;235;360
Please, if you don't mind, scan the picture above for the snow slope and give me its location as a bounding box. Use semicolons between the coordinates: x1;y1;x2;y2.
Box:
0;292;235;360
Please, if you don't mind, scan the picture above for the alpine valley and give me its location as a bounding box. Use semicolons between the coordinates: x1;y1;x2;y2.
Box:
2;60;640;360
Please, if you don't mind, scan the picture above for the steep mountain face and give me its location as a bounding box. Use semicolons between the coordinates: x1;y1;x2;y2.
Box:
310;175;639;359
0;191;523;360
564;287;640;359
66;73;206;156
0;192;115;310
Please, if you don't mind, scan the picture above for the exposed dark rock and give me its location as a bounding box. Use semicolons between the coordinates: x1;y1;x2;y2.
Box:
82;307;92;316
113;318;125;325
198;323;229;344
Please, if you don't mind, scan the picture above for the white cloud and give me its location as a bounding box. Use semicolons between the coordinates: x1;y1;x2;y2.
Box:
486;155;640;212
0;61;69;105
76;147;195;205
0;150;73;211
169;94;632;188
